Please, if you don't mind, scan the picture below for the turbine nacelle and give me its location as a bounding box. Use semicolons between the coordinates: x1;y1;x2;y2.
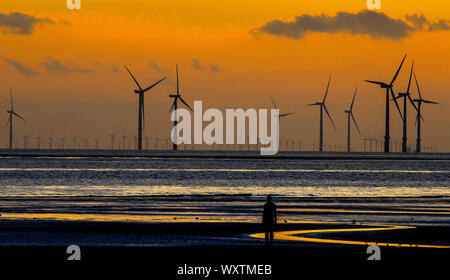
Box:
397;92;410;97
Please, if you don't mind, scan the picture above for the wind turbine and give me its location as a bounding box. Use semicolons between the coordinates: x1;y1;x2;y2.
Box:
269;96;294;152
169;64;193;150
345;87;361;152
110;130;116;150
365;55;406;153
124;65;166;150
413;72;438;153
393;61;418;153
307;74;337;152
6;86;25;149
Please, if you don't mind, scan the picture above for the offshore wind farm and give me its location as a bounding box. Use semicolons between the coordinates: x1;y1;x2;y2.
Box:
2;55;441;154
0;0;449;267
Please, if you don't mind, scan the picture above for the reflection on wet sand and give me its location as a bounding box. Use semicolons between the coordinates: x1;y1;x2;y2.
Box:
250;225;450;249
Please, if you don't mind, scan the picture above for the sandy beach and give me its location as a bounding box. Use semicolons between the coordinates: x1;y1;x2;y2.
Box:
0;219;448;267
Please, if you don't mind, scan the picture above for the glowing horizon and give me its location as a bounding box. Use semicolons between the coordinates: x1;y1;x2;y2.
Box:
1;1;450;151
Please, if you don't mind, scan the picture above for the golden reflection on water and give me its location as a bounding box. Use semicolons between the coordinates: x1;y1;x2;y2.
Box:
250;226;450;249
279;208;450;215
0;212;254;223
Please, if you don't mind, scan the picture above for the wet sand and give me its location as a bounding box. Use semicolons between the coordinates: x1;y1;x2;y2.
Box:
0;219;448;266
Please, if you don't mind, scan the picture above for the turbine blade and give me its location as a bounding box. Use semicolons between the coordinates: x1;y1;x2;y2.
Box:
391;95;402;101
123;65;143;91
306;103;318;107
351;112;362;136
390;54;407;85
413;71;422;99
179;96;193;111
269;96;278;110
169;99;176;112
323;74;332;103
365;80;384;86
143;76;166;92
406;61;414;93
350;87;357;111
323;104;337;132
279;112;294;117
408;95;418;112
415;110;424;123
390;87;403;120
176;64;179;95
423;100;439;104
12;111;25;121
5;115;11;127
9;86;13;111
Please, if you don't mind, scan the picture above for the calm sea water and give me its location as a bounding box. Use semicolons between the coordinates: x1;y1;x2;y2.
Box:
0;156;449;226
0;156;449;197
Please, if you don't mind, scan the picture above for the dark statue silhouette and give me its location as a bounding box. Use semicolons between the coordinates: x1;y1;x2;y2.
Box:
262;195;277;246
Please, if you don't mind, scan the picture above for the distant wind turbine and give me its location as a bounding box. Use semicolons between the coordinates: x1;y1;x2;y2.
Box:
393;61;418;153
345;87;361;152
6;86;25;149
412;72;439;153
169;65;193;150
270;96;294;151
124;65;166;150
365;55;406;153
110;130;116;150
307;74;337;152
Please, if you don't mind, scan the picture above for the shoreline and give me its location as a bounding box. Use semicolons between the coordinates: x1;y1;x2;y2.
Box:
0;149;449;160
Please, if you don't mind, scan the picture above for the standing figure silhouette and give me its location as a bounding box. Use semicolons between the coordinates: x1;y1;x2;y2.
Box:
262;195;277;246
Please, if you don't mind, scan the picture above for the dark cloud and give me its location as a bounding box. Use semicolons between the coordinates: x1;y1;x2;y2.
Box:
150;60;171;74
255;10;412;39
192;59;204;71
59;18;71;26
255;10;450;40
210;64;223;72
0;12;54;35
405;14;428;30
42;57;92;74
405;14;450;32
428;20;450;31
110;65;120;72
150;60;161;71
3;58;39;76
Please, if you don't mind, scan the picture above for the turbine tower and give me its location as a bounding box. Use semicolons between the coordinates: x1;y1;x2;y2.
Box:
6;86;25;149
413;72;438;153
393;61;418;153
345;88;361;152
269;96;294;151
365;55;406;153
307;74;337;152
110;130;116;150
124;66;166;150
169;65;193;150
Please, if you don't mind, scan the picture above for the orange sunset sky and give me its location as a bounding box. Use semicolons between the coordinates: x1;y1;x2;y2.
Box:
0;0;449;151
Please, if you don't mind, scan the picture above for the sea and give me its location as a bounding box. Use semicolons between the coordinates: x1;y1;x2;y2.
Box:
0;153;449;226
